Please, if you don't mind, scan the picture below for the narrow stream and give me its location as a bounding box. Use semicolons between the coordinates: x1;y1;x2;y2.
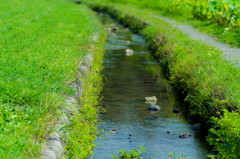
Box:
91;14;209;159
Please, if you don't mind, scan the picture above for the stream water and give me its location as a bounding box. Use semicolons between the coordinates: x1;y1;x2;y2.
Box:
91;15;209;159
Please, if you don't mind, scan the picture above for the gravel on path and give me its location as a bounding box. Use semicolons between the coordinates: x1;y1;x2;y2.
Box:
151;15;240;66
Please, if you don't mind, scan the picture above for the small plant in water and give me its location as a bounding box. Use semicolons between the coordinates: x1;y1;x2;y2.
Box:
112;146;147;159
169;152;188;159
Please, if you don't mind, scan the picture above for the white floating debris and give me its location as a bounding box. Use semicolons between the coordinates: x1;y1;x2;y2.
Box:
107;27;112;32
125;49;133;56
145;100;157;105
145;96;157;102
107;130;116;134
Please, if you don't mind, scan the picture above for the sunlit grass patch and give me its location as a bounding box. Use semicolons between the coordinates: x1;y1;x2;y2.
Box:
0;0;106;158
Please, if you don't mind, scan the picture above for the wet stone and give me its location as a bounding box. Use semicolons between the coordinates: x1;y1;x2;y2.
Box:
146;100;157;105
128;133;132;139
149;103;161;111
173;109;179;113
113;27;118;32
107;130;117;134
179;134;192;139
149;109;159;114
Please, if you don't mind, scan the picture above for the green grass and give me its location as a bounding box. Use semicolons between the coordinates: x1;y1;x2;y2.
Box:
66;37;106;158
112;146;147;159
0;0;106;158
89;0;240;48
188;19;240;47
88;1;240;158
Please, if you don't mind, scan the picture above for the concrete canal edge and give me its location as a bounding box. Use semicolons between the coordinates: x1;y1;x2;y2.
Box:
88;3;240;158
41;32;106;159
40;54;91;159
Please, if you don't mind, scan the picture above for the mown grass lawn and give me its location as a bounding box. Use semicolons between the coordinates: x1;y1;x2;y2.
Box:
0;0;106;158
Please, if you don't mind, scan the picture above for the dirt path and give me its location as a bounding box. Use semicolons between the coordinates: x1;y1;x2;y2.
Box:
151;15;240;66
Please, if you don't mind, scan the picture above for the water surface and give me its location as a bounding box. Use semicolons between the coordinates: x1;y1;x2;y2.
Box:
92;15;209;159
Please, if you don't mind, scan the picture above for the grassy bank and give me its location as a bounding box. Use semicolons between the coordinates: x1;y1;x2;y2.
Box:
88;1;240;158
66;40;106;158
113;0;240;28
0;0;106;158
89;0;240;48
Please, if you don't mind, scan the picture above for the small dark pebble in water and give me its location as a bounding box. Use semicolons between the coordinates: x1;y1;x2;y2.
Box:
179;134;192;139
113;27;118;32
173;109;179;113
128;133;132;139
